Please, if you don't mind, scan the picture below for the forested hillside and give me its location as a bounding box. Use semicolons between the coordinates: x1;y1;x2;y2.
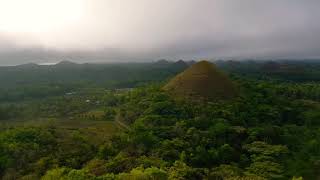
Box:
0;61;187;101
1;60;320;179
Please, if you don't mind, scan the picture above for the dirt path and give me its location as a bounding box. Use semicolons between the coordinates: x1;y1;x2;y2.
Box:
115;110;130;130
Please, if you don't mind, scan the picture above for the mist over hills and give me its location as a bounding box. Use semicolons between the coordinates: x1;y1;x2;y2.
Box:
0;48;130;66
1;42;320;66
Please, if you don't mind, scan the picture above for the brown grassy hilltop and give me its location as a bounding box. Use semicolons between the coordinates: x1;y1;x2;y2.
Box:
163;60;237;101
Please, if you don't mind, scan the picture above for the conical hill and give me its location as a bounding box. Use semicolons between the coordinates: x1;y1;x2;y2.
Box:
163;60;237;100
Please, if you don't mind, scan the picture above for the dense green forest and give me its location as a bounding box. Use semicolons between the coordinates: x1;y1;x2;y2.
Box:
1;60;320;179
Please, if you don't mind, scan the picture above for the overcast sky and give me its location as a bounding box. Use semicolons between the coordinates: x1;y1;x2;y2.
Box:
0;0;320;65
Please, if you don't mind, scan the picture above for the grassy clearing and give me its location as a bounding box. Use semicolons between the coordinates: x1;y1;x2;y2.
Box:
0;118;121;145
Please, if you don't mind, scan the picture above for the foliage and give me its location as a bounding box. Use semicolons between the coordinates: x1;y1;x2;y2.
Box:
1;61;320;179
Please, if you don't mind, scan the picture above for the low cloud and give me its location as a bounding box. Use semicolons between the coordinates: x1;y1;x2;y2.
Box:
1;0;320;65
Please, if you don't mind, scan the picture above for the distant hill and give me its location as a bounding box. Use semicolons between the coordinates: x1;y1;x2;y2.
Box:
15;63;39;69
172;60;189;70
261;61;305;74
55;60;79;67
261;61;281;72
186;60;197;66
154;59;171;65
163;60;237;101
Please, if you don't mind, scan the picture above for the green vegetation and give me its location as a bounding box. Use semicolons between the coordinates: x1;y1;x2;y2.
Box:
0;61;187;102
1;60;320;179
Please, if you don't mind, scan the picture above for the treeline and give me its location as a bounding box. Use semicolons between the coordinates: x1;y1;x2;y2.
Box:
217;60;320;82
